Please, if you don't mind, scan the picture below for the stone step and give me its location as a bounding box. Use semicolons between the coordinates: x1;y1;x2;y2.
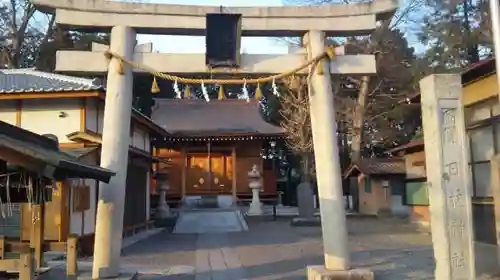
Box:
173;209;248;233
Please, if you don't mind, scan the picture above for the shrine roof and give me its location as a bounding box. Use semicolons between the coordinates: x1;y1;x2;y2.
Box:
0;121;114;182
385;139;424;155
0;68;104;93
343;158;406;179
151;99;285;137
461;58;495;86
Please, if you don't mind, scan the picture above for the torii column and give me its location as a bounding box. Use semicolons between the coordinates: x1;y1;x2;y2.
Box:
92;25;136;279
305;31;372;279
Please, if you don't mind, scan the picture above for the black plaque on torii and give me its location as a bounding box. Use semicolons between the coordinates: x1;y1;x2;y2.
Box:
205;8;242;68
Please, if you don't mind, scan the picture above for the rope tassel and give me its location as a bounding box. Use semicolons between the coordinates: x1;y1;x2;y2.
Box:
184;85;191;98
151;76;160;94
218;86;225;100
255;84;263;100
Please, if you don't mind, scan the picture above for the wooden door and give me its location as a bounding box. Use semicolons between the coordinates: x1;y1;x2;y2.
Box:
187;154;210;193
210;155;232;194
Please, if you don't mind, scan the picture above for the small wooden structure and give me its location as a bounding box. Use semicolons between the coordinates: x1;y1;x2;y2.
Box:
151;99;284;204
386;140;430;229
343;158;406;216
0;120;114;279
0;69;169;254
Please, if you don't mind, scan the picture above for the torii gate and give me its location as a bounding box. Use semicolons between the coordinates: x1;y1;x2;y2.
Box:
32;0;397;279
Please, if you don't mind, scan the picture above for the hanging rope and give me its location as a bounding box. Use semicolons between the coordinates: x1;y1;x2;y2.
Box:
104;45;337;85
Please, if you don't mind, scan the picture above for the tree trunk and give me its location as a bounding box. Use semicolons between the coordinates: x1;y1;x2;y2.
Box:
351;75;370;163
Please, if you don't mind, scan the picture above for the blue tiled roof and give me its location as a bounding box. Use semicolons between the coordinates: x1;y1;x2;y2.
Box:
0;68;104;93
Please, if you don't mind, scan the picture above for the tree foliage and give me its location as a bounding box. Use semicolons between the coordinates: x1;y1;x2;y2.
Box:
418;0;491;71
281;0;429;161
0;0;110;71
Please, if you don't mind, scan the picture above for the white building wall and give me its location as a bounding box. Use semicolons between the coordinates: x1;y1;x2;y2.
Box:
144;131;151;153
68;179;82;236
0;100;18;126
97;102;105;134
85;98;99;132
21;99;81;143
132;126;147;150
83;179;97;234
97;103;151;152
146;171;150;221
68;152;98;236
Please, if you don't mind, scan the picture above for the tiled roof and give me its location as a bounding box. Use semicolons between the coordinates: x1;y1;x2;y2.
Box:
343;158;406;178
0;68;104;93
151;99;285;136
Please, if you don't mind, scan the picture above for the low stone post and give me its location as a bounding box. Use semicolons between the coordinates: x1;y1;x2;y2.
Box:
247;165;263;216
155;170;172;219
420;74;475;280
18;247;33;280
277;191;284;208
66;234;78;279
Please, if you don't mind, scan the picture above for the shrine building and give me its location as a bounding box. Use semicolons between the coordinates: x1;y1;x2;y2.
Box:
0;69;169;254
151;99;284;206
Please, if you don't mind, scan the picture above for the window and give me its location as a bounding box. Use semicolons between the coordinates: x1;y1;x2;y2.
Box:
466;99;500;198
404;181;429;206
469;127;495;162
364;177;371;193
472;162;492;197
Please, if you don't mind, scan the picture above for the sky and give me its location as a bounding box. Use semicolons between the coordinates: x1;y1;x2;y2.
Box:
127;0;290;54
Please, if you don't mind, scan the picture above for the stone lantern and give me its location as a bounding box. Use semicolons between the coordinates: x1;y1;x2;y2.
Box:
154;168;171;219
247;164;263;216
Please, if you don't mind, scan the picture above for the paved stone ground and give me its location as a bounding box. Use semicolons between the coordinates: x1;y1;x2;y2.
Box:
118;216;499;280
38;216;500;279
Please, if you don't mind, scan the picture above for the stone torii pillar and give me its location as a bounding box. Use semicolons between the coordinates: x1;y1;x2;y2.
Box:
305;31;369;279
92;25;136;279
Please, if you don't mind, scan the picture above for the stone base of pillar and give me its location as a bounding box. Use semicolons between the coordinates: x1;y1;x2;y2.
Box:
156;205;173;219
307;266;373;280
247;202;263;216
76;270;138;280
291;216;321;227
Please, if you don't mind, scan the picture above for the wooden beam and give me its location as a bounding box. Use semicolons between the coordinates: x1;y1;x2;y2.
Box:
80;98;87;132
0;91;103;100
181;148;186;198
15;101;22;127
59;143;86;149
56;51;377;76
30;204;45;270
232;146;237;202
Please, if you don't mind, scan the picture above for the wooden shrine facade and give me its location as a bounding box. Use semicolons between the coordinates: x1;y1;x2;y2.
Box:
151;99;285;201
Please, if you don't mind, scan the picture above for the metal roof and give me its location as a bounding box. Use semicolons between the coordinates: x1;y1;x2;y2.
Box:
0;68;104;93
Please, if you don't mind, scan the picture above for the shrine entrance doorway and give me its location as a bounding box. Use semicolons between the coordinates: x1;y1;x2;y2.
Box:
186;151;233;195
